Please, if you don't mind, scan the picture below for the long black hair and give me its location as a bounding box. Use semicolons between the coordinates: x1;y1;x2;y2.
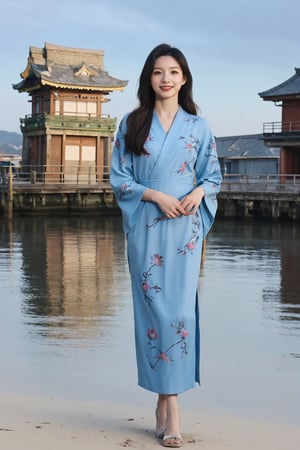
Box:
125;43;198;156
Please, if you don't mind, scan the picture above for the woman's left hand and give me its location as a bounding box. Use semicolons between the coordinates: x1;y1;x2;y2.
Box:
180;187;205;215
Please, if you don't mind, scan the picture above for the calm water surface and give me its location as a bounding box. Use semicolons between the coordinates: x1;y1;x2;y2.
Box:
0;216;299;424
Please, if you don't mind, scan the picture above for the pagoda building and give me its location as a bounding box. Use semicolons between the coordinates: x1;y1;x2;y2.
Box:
13;43;127;183
259;69;300;176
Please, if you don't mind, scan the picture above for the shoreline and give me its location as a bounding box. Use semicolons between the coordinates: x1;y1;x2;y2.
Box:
1;391;299;450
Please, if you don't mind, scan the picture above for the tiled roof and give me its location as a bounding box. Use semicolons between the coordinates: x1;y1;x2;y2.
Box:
258;68;300;99
13;42;128;92
216;134;279;159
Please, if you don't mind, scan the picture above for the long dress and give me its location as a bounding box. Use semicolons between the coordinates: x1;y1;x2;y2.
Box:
110;107;222;394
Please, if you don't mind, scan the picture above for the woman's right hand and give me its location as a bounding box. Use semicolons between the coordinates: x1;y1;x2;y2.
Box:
143;189;186;218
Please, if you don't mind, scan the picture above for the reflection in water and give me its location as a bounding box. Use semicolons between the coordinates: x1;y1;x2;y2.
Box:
1;217;300;345
0;217;299;347
208;220;300;358
8;217;127;346
280;227;300;314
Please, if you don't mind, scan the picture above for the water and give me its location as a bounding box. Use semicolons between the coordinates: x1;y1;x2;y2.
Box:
0;216;299;425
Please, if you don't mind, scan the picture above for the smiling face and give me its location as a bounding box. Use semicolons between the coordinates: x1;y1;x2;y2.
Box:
150;55;186;101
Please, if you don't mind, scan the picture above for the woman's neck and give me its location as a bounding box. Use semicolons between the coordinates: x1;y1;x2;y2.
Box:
155;101;179;133
155;98;179;118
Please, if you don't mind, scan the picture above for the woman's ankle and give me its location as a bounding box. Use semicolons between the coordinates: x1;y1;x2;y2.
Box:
165;395;181;436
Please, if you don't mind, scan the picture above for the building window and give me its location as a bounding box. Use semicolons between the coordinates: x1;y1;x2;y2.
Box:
35;98;40;114
65;145;80;161
54;99;61;115
63;100;97;116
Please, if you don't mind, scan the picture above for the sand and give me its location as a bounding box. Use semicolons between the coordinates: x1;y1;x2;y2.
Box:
1;391;299;450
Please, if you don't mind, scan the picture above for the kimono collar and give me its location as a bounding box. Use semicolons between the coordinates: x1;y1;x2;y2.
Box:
153;106;184;136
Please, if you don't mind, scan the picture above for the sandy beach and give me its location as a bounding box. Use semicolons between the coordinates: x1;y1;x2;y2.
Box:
1;391;299;450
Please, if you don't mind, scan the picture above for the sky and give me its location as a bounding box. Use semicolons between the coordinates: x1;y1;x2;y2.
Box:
1;0;300;137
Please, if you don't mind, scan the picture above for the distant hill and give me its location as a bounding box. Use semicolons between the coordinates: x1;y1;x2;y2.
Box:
0;130;22;155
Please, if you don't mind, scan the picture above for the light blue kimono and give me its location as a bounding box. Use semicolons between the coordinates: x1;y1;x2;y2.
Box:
110;107;222;394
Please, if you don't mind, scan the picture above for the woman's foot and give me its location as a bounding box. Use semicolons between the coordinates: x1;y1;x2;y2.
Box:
162;434;183;448
155;395;167;439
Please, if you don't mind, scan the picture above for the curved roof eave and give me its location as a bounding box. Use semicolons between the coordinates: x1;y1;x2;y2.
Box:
259;68;300;99
40;79;126;91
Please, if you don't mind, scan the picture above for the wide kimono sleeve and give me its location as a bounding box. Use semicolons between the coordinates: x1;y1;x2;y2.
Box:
109;115;147;235
195;119;222;237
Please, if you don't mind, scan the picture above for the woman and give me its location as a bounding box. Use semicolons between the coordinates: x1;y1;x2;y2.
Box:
110;43;222;448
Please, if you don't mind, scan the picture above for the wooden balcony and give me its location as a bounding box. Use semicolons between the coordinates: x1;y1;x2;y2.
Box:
262;121;300;146
20;113;117;135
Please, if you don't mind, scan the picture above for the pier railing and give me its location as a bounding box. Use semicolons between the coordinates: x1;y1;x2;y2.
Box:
1;166;300;194
0;165;111;186
222;174;300;193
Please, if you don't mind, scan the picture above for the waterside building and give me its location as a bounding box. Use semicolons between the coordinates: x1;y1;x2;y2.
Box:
12;42;127;183
216;134;279;175
259;68;300;176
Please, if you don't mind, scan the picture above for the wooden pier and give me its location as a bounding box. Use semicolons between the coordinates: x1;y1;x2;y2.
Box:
218;174;300;221
0;165;116;218
1;168;299;221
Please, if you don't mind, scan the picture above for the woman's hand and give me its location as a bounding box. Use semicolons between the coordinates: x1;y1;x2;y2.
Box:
143;189;186;218
180;187;205;215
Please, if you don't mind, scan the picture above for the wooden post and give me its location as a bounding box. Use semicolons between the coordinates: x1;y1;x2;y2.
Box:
6;165;13;219
31;170;36;184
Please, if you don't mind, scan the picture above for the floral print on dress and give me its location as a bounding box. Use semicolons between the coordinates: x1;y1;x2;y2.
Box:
177;211;201;255
142;254;163;305
184;117;199;124
179;134;201;152
204;138;217;157
147;321;189;370
146;215;167;229
176;157;195;175
143;134;155;156
118;182;133;199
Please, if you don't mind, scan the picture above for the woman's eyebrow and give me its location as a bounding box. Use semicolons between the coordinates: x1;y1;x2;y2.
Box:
153;65;180;70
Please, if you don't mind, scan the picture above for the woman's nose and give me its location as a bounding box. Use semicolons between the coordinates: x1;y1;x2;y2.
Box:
162;72;170;82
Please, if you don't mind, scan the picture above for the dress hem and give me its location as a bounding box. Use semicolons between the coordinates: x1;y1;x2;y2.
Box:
137;380;200;395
